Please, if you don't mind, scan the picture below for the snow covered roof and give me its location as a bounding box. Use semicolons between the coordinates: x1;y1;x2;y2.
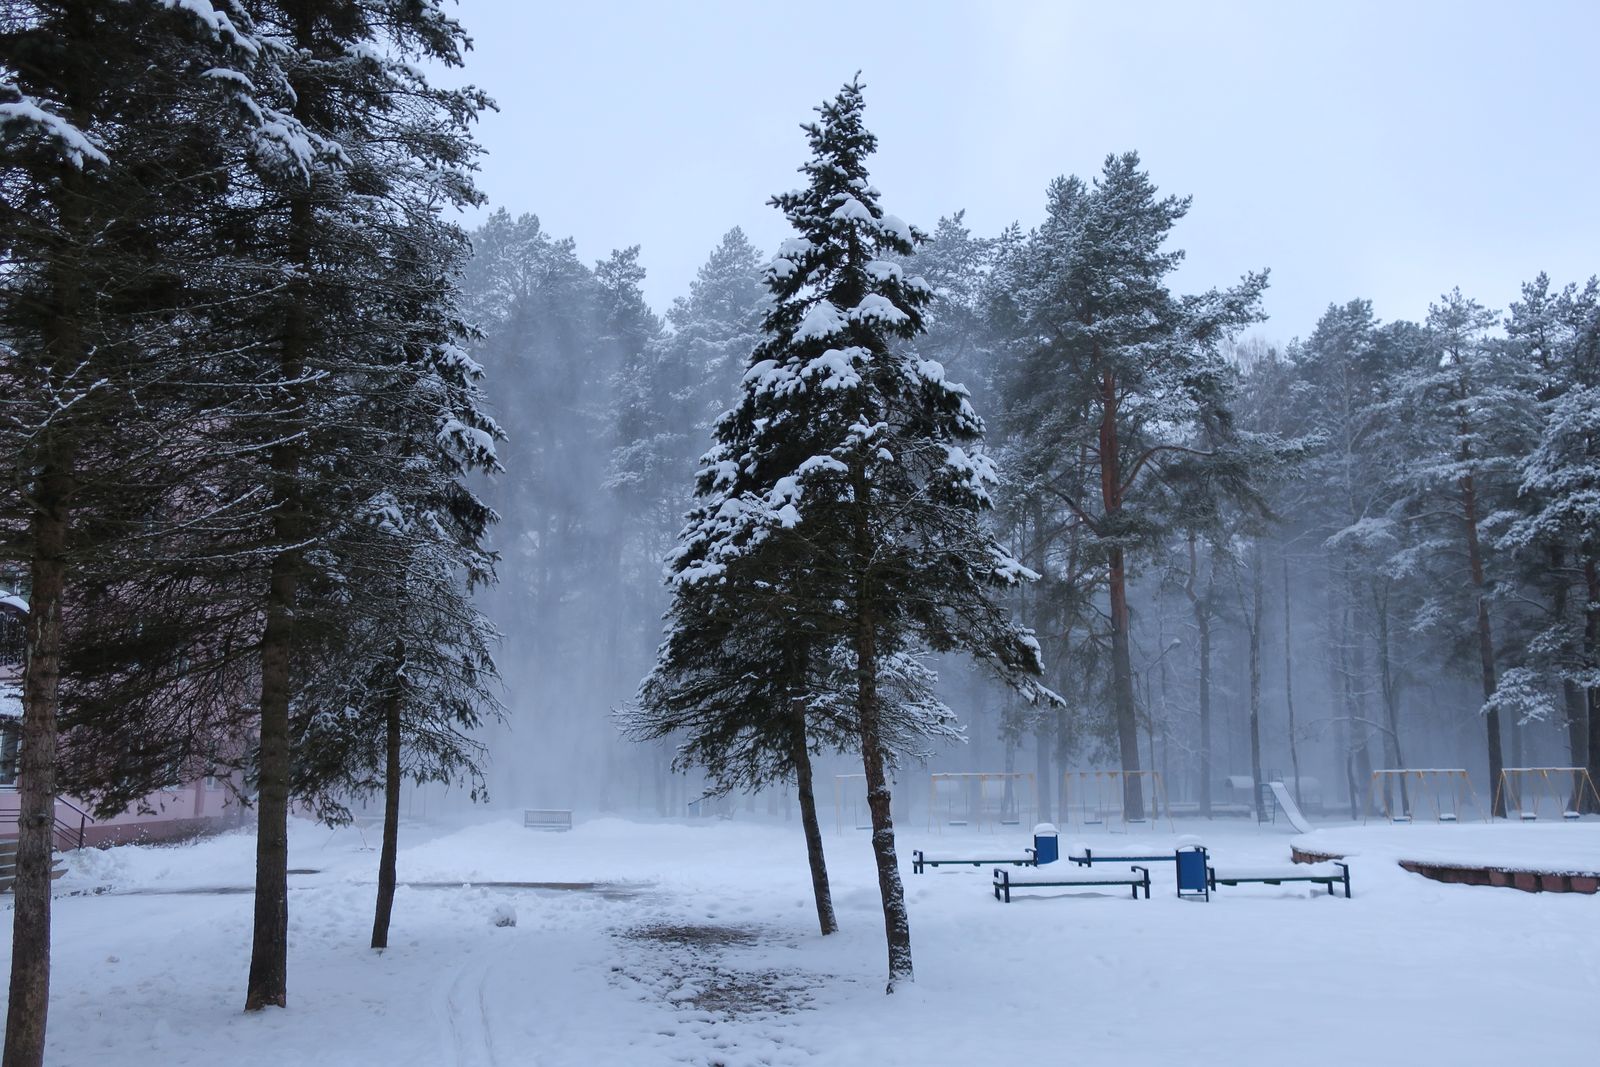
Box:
0;594;25;615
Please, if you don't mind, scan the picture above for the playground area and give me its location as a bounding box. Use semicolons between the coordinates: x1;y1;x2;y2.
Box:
8;806;1596;1065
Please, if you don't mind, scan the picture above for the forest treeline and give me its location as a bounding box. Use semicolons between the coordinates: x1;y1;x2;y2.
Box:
472;156;1600;834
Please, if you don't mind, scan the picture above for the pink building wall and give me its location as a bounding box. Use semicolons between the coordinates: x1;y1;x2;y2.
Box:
0;593;242;849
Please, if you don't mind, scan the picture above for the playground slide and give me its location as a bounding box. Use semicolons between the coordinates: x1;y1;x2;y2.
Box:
1268;781;1315;834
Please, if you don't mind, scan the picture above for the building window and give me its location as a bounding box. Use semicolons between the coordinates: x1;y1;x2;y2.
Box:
0;608;22;679
0;723;18;789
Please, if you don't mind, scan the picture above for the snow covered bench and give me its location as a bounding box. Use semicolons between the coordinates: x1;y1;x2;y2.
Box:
912;848;1035;874
992;864;1151;902
1208;861;1350;898
523;809;572;832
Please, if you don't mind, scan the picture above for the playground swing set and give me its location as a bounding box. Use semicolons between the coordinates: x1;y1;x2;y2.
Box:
1063;770;1174;833
1493;767;1600;822
1364;768;1481;823
927;772;1035;833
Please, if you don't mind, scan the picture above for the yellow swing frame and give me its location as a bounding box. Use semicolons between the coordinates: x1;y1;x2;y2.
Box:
1364;768;1483;823
1493;767;1600;822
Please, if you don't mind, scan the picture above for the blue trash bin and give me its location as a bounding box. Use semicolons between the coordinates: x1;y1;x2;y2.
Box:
1032;823;1059;865
1176;843;1209;900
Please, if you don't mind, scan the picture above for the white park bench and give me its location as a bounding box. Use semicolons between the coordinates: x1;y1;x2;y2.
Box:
523;809;573;832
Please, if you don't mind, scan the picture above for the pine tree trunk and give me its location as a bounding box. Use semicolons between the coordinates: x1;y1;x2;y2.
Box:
1282;552;1303;809
1187;536;1212;817
1585;555;1600;814
1027;500;1052;824
790;720;837;936
4;466;70;1067
246;181;312;1011
1338;601;1360;821
246;550;295;1010
1374;586;1409;814
1248;544;1264;822
1348;609;1375;812
1460;469;1505;817
1097;365;1144;819
370;686;403;950
1553;547;1588;802
852;477;911;991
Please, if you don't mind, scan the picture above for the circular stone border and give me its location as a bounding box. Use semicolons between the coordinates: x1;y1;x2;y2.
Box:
1291;845;1598;894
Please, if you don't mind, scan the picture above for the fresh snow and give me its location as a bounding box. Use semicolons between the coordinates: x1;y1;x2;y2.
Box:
793;301;846;342
0;97;108;168
12;814;1598;1065
847;294;909;327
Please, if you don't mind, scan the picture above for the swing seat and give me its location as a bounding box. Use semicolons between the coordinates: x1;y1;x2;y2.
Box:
1438;812;1457;823
1564;810;1580;821
1391;814;1412;824
1520;812;1538;821
947;819;969;827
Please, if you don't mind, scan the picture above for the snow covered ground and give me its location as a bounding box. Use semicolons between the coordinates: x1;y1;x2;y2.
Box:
6;812;1596;1066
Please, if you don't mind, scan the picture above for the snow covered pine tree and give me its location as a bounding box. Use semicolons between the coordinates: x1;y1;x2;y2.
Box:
650;78;1050;993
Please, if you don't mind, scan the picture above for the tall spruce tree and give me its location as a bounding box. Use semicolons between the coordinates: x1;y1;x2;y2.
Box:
654;79;1047;992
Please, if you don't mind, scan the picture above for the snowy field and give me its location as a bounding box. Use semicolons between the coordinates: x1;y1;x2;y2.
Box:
6;812;1597;1066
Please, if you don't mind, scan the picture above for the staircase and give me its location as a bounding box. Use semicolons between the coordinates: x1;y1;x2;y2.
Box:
0;839;66;893
0;797;92;892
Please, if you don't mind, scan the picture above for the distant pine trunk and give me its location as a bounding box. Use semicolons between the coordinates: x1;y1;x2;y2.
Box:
1282;553;1303;809
1374;586;1409;815
1247;543;1264;822
1187;534;1213;817
371;687;403;949
1035;723;1053;823
1459;466;1505;817
1585;556;1600;814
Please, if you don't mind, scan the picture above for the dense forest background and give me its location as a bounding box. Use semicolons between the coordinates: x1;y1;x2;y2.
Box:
459;176;1600;823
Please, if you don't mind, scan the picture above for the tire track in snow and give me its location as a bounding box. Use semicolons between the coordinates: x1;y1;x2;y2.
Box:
441;955;509;1067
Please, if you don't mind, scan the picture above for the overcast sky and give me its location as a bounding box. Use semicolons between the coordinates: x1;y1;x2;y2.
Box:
444;0;1598;343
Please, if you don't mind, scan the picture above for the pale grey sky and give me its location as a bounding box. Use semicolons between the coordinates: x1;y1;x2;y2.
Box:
447;0;1598;341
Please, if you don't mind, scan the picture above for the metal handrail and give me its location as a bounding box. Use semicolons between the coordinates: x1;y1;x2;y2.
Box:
53;795;95;823
0;797;94;851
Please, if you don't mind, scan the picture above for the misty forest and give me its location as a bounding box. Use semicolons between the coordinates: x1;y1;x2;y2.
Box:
2;3;1598;1066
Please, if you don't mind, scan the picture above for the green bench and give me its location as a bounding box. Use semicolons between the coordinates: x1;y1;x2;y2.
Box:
992;864;1151;902
912;848;1035;874
1208;861;1351;898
